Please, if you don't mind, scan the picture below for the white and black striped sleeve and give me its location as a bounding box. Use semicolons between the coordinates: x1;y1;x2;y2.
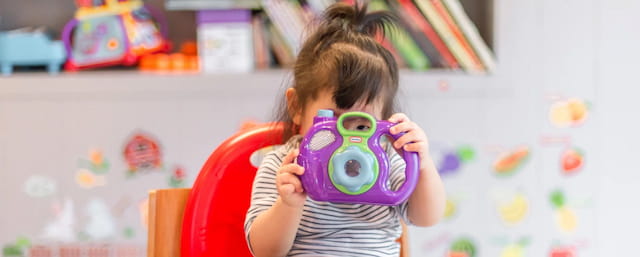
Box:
243;146;287;251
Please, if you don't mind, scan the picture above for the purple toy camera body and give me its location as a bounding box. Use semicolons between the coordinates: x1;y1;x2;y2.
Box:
297;110;419;205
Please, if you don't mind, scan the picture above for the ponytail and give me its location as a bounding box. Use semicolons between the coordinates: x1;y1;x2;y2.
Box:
322;2;397;37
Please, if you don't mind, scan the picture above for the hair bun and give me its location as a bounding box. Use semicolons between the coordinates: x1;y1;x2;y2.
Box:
322;2;397;37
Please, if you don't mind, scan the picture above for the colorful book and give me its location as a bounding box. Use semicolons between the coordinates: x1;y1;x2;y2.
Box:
431;0;484;71
389;0;452;69
197;9;254;73
441;0;496;72
398;0;460;69
369;0;430;70
414;0;482;73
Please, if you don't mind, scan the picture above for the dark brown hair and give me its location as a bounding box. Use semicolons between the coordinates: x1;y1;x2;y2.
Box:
275;2;400;142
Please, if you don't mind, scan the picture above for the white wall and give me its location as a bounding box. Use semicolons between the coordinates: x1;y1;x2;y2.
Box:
596;0;640;256
1;0;639;256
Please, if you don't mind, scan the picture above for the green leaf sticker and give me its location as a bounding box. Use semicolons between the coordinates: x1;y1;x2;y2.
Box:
457;145;475;163
550;190;565;209
124;227;135;239
2;245;23;257
13;237;30;249
450;238;476;257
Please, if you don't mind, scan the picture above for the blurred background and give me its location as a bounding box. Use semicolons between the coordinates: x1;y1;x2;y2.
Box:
0;0;638;256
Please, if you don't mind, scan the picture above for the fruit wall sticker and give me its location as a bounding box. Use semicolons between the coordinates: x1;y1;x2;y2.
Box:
75;169;107;189
443;198;458;221
499;238;530;257
493;146;530;177
550;190;578;233
447;237;477;257
168;166;187;188
560;148;584;175
78;149;110;174
2;237;31;257
123;227;136;239
549;245;576;257
23;175;57;198
76;149;110;188
495;191;529;226
549;98;589;128
123;132;163;176
438;145;475;176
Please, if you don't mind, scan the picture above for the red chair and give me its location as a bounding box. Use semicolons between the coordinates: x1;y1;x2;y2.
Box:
181;122;284;257
147;122;408;257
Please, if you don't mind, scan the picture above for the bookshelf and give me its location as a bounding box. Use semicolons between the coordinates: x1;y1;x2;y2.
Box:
0;0;495;74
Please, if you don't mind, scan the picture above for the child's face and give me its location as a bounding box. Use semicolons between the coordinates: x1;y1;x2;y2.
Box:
289;88;384;136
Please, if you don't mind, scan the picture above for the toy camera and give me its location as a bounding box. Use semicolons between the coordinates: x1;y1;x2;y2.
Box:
61;0;170;70
297;110;419;205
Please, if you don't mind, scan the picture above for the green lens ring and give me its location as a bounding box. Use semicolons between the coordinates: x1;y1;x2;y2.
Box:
336;112;377;137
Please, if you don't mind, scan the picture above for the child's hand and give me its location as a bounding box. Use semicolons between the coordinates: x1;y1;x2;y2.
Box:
276;149;307;208
388;113;431;171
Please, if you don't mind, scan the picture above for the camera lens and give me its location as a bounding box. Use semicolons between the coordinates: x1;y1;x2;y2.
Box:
345;160;361;177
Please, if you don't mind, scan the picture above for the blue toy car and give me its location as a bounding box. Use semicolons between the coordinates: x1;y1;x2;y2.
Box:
0;30;66;75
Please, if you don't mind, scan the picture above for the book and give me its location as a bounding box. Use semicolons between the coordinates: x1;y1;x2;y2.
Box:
369;0;430;70
266;22;296;66
197;9;255;73
252;14;272;69
414;0;482;73
441;0;496;72
431;0;484;71
262;0;308;55
389;0;453;69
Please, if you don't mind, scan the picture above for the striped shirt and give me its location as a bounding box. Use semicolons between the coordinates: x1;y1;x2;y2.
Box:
245;135;411;257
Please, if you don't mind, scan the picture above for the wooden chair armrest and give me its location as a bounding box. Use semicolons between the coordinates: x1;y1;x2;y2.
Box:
147;188;191;257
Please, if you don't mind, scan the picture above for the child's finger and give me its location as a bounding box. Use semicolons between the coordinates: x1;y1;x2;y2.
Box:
392;131;412;148
393;131;421;149
279;184;295;195
391;121;417;135
402;141;427;153
388;113;410;123
277;173;304;193
282;149;299;165
278;163;305;176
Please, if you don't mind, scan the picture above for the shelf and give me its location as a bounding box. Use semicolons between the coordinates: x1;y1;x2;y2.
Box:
165;0;262;10
0;69;502;102
0;70;287;100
